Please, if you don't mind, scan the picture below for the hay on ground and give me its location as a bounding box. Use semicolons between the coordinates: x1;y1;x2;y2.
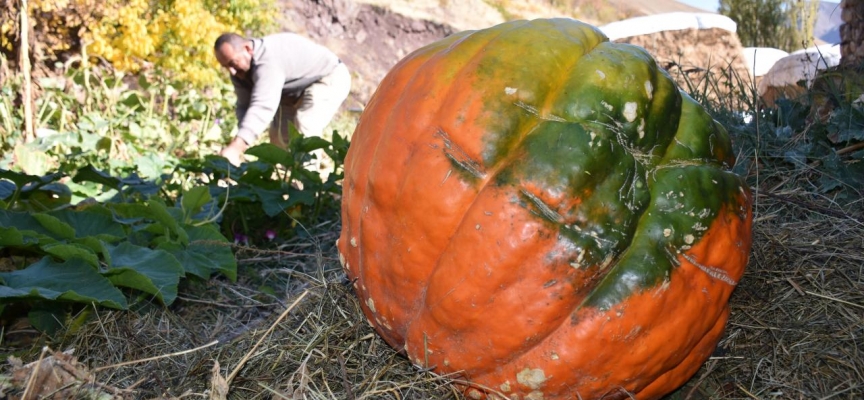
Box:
1;186;862;399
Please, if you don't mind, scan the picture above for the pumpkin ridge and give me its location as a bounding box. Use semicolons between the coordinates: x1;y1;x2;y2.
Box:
391;20;558;337
350;30;469;196
493;40;684;276
409;40;652;373
577;165;749;311
428;18;596;182
464;203;751;398
386;18;540;193
546;41;683;164
632;305;731;398
658;91;735;167
412;24;734;372
563;82;744;311
345;33;477;346
402;34;673;369
505;119;653;280
408;22;608;320
475;20;609;169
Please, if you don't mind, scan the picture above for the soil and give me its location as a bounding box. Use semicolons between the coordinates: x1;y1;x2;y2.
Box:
281;0;457;110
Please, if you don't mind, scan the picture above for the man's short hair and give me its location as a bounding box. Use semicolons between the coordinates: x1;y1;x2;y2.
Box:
215;33;247;50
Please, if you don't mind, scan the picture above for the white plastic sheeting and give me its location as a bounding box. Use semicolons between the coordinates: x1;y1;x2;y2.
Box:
758;44;842;92
598;12;738;41
742;47;790;78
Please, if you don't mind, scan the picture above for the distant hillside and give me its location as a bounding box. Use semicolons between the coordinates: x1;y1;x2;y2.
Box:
815;1;843;44
621;0;705;14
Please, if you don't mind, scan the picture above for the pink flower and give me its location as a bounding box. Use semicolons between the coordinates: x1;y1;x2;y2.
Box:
265;229;277;241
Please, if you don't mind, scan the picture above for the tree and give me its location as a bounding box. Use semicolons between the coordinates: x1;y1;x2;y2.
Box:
781;0;821;51
840;0;864;67
720;0;785;48
0;0;278;87
720;0;820;52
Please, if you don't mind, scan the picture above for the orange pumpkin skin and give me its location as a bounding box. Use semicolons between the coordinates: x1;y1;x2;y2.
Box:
338;19;752;400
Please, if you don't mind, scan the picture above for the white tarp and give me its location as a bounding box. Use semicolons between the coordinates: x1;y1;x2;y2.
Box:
758;44;842;92
742;47;790;77
599;12;738;41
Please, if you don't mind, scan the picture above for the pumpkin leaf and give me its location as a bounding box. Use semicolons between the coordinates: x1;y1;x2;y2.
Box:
0;226;30;247
0;210;52;237
251;186;293;217
286;187;316;207
200;155;246;181
14;144;54;177
104;242;184;305
108;203;150;226
28;303;68;336
299;137;330;153
0;169;63;191
117;173;162;198
157;224;236;281
16;183;72;211
48;207;127;242
0;257;127;309
74;237;112;266
31;213;76;240
147;200;189;245
187;224;236;281
246;143;292;167
181;186;212;222
72;165;122;189
41;242;100;268
0;179;15;200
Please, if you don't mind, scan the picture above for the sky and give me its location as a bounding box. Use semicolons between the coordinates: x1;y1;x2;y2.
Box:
676;0;719;11
675;0;840;12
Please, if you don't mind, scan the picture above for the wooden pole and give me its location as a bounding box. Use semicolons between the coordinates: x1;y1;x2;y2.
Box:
20;0;34;142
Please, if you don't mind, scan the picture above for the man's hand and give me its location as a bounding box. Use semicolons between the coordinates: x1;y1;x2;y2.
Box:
219;137;249;166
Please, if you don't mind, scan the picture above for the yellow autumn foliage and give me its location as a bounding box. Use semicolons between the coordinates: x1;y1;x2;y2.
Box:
1;0;100;59
1;0;278;86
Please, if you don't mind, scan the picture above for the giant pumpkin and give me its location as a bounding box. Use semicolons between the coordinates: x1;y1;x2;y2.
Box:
337;18;752;400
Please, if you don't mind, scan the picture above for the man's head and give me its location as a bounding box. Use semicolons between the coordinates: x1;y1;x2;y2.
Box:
214;33;253;79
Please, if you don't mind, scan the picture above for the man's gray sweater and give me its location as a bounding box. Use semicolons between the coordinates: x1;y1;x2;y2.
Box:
231;33;341;145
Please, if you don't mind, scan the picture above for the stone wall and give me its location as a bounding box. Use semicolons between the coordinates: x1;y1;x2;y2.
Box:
840;0;864;67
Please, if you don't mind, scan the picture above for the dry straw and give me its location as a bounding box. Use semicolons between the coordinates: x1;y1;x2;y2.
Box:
2;179;860;399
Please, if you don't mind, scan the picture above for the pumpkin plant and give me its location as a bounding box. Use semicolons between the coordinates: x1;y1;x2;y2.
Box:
338;18;752;400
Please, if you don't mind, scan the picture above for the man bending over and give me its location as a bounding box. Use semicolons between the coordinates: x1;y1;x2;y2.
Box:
214;32;351;170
